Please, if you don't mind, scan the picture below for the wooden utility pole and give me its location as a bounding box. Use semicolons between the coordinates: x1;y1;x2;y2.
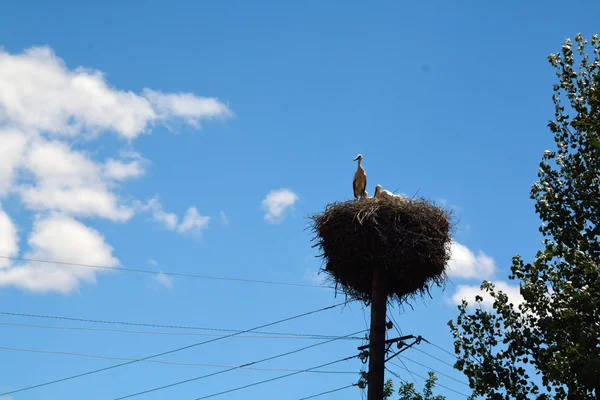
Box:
368;266;387;400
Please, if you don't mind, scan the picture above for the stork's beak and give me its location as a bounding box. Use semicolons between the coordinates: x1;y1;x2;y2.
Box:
353;156;359;161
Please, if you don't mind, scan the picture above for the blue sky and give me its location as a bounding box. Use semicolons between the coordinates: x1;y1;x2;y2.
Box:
0;1;598;399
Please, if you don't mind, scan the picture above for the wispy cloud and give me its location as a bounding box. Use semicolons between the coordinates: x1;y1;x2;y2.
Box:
103;158;146;181
142;198;179;230
177;207;210;234
141;200;209;235
152;271;173;289
303;268;327;286
220;211;229;227
261;188;298;224
142;89;233;129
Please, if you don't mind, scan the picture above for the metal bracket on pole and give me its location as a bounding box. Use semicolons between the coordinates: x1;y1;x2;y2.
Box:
384;335;423;363
357;335;417;351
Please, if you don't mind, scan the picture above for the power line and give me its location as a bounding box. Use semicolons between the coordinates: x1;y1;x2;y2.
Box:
0;302;346;397
0;255;333;289
191;355;358;400
0;321;362;341
388;312;404;337
413;347;456;368
386;310;418;389
386;367;408;383
424;340;459;359
297;384;356;399
388;361;471;398
113;329;366;399
399;355;470;387
398;357;421;390
0;345;356;374
0;311;362;340
422;338;482;366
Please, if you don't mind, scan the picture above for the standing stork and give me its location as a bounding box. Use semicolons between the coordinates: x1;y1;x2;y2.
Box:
353;154;367;200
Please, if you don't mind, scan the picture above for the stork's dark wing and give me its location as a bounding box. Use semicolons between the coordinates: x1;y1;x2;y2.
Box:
353;178;359;199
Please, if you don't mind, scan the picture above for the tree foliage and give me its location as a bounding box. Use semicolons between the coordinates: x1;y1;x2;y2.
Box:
383;372;447;400
384;378;395;399
448;33;600;399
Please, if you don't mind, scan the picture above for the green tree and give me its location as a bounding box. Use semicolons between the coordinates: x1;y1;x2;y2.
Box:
384;378;395;399
448;33;600;399
383;372;447;400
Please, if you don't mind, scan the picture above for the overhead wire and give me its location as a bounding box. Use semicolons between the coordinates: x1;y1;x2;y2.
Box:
413;347;456;368
388;361;471;398
397;357;421;390
387;310;404;336
112;329;366;399
0;320;362;341
190;355;359;400
385;312;420;390
423;338;482;366
386;366;408;383
0;311;362;340
423;339;459;359
382;329;470;390
399;355;470;387
0;255;334;289
297;384;356;399
0;302;346;397
0;345;357;374
382;315;459;370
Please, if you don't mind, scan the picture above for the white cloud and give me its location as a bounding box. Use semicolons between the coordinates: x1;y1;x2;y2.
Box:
0;129;28;195
451;281;524;309
142;200;209;235
152;271;173;289
261;188;298;224
220;211;229;227
177;207;210;234
437;198;460;211
0;46;231;139
147;259;159;267
142;198;179;230
0;215;118;293
11;138;139;221
103;158;145;181
0;205;19;269
303;268;327;286
142;89;232;128
0;45;230;293
446;241;495;280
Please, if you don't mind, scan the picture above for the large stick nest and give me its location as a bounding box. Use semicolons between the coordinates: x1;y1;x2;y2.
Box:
309;196;454;305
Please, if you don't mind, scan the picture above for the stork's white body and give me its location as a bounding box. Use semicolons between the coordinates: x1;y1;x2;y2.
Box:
352;154;367;200
374;184;400;199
